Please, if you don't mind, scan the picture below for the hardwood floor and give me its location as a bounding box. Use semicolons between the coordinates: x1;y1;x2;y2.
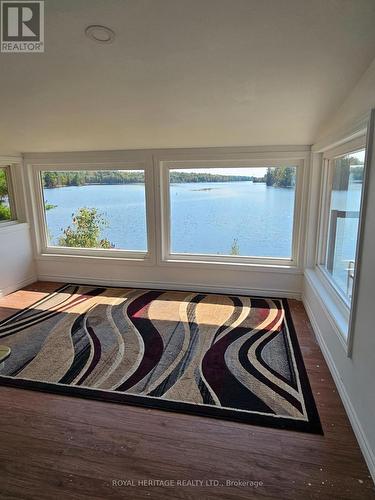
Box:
0;282;374;499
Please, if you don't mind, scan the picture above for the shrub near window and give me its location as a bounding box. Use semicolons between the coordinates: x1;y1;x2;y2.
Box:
58;208;114;249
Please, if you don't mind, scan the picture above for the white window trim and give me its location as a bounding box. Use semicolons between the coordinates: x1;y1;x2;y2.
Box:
317;136;366;302
28;161;155;262
25;147;310;274
313;131;370;355
156;152;309;269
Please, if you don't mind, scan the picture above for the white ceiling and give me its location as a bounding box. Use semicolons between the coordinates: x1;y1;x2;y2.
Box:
1;0;375;154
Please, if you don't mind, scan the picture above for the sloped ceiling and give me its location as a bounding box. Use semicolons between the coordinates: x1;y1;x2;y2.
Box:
1;0;375;153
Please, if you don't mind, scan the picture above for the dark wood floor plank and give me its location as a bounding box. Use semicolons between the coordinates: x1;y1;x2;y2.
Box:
0;283;374;499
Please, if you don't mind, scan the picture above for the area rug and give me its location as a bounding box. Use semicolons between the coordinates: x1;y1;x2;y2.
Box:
0;284;322;433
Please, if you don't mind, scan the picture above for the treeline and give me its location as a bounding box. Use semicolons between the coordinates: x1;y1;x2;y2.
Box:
41;162;364;190
43;170;145;188
42;170;253;188
170;172;252;183
332;158;364;190
264;167;295;188
350;166;363;182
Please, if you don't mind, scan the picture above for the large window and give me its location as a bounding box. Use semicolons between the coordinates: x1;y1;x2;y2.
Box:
321;148;366;304
40;169;147;252
32;152;307;266
0;166;16;222
167;165;298;260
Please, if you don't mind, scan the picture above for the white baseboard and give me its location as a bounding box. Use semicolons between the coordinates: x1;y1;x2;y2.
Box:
302;294;375;483
0;275;37;298
37;273;302;299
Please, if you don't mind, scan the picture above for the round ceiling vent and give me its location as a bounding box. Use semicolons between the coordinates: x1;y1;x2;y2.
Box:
85;25;115;44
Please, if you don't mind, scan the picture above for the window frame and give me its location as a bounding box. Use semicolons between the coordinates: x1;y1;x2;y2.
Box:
316;136;367;312
30;162;155;261
158;156;306;268
0;165;17;224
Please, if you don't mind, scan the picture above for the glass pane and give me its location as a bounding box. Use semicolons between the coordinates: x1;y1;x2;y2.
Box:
0;167;14;221
41;170;147;251
325;149;365;302
169;166;296;258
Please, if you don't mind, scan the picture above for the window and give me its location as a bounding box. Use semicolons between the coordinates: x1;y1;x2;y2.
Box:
0;166;16;222
31;151;306;265
166;165;298;261
321;148;366;304
40;169;148;253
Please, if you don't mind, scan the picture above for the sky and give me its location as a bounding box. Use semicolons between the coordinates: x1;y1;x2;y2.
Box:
172;149;366;176
349;150;365;163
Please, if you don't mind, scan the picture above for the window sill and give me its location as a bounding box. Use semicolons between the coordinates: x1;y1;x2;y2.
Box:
37;251;153;265
304;268;349;352
0;221;29;234
35;251;302;274
160;255;302;274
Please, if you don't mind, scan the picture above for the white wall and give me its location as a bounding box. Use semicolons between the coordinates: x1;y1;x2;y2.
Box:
36;255;302;299
0;223;36;297
305;59;375;480
316;56;375;145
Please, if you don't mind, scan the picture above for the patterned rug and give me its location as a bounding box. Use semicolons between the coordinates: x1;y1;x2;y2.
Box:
0;285;322;433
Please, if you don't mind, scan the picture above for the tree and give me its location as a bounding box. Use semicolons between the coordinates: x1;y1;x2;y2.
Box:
43;171;59;188
350;166;363;182
264;167;294;188
0;204;11;221
44;201;57;211
0;169;9;201
265;168;274;186
67;172;84;186
348;156;362;166
230;238;240;256
275;167;294;187
58;207;113;249
0;169;11;220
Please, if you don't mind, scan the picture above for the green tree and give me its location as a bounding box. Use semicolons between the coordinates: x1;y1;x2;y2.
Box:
265;168;274;186
43;171;59;188
44;201;57;211
230;238;240;256
275;167;294;187
0;169;9;200
264;167;294;188
0;169;11;221
58;207;113;249
68;172;85;186
0;204;11;221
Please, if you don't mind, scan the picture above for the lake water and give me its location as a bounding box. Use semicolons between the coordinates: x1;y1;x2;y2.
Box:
43;181;295;258
170;181;294;257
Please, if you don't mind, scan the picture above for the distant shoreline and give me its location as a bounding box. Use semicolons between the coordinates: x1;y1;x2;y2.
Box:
42;170;260;189
43;179;259;188
41;179;298;189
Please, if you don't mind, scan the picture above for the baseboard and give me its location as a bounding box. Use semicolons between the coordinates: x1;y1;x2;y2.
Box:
0;275;37;298
37;274;302;299
302;293;375;483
